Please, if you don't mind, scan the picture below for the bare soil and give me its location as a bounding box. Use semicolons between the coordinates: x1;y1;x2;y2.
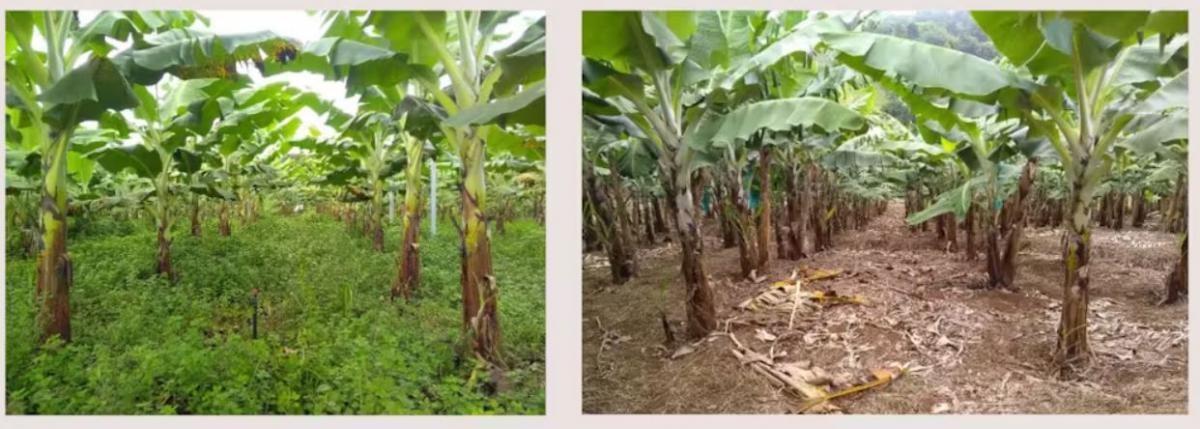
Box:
582;201;1187;414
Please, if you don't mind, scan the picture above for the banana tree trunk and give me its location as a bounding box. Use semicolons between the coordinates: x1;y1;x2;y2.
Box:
585;165;635;285
393;140;424;301
1132;191;1147;228
190;197;201;237
713;183;737;249
755;147;772;267
945;213;959;252
965;203;977;260
1106;194;1115;226
822;171;834;249
664;167;716;338
238;190;249;221
156;221;175;281
583;205;601;253
652;197;669;241
725;169;759;278
1161;235;1187;305
1057;201;1091;375
642;199;657;244
986;161;1034;289
371;177;385;252
773;205;789;259
1098;193;1111;227
629;195;643;243
810;166;831;252
781;165;802;260
36;131;73;343
460;136;501;365
154;169;176;283
1057;161;1092;376
361;204;371;237
1168;175;1187;233
918;187;930;232
906;188;918;233
936;211;947;240
606;168;638;260
690;172;707;235
796;166;810;257
1162;183;1176;232
219;202;231;236
1114;193;1126;230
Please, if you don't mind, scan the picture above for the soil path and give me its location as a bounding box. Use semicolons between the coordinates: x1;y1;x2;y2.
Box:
582;201;1186;414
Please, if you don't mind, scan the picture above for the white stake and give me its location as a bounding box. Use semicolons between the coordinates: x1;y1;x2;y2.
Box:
429;158;437;235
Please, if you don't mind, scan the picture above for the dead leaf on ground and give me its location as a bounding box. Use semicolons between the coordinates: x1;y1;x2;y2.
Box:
755;328;778;342
670;344;697;360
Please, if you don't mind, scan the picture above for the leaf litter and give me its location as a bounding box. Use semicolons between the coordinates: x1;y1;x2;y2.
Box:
582;201;1186;414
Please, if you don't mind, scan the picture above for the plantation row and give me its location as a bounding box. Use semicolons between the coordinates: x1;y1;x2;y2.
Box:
7;10;545;386
581;10;1187;378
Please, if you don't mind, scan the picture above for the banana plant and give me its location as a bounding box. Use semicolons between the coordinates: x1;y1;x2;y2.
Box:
815;27;1043;290
90;78;237;282
331;111;405;251
201;82;330;235
392;121;431;301
426;12;545;368
485;154;542;234
584;11;867;338
273;11;546;367
5;146;45;257
353;87;444;301
715;12;876;267
581;122;652;285
1156;142;1188;304
1148;143;1188;234
5;11;209;342
76;169;155;221
971;11;1188;375
385;94;445;301
814;11;1188;375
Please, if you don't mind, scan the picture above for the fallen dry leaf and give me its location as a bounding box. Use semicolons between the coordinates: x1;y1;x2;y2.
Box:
670;344;697;360
755;328;778;342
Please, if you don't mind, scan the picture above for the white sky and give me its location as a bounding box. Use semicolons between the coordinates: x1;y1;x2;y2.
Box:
195;11;356;139
71;10;543;140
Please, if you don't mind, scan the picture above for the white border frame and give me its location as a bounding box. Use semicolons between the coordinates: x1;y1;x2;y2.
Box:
1;1;1197;427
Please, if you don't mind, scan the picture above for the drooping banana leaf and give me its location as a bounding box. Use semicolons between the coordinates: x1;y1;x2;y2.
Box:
1134;70;1188;114
972;11;1184;88
38;57;140;128
708;97;866;147
445;81;545;127
114;29;301;85
582;11;692;73
494;16;546;95
365;11;446;68
1121;114;1187;156
720;16;846;89
91;144;162;178
820;31;1034;99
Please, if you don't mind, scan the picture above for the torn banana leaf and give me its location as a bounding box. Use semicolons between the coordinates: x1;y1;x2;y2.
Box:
797;366;905;413
738;268;864;311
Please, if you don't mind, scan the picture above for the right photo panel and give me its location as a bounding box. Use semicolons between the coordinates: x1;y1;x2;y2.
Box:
581;10;1188;414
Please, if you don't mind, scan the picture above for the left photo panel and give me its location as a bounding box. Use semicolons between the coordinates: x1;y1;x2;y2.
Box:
4;10;546;414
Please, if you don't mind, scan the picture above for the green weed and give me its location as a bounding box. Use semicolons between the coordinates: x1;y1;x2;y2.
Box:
5;212;545;414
